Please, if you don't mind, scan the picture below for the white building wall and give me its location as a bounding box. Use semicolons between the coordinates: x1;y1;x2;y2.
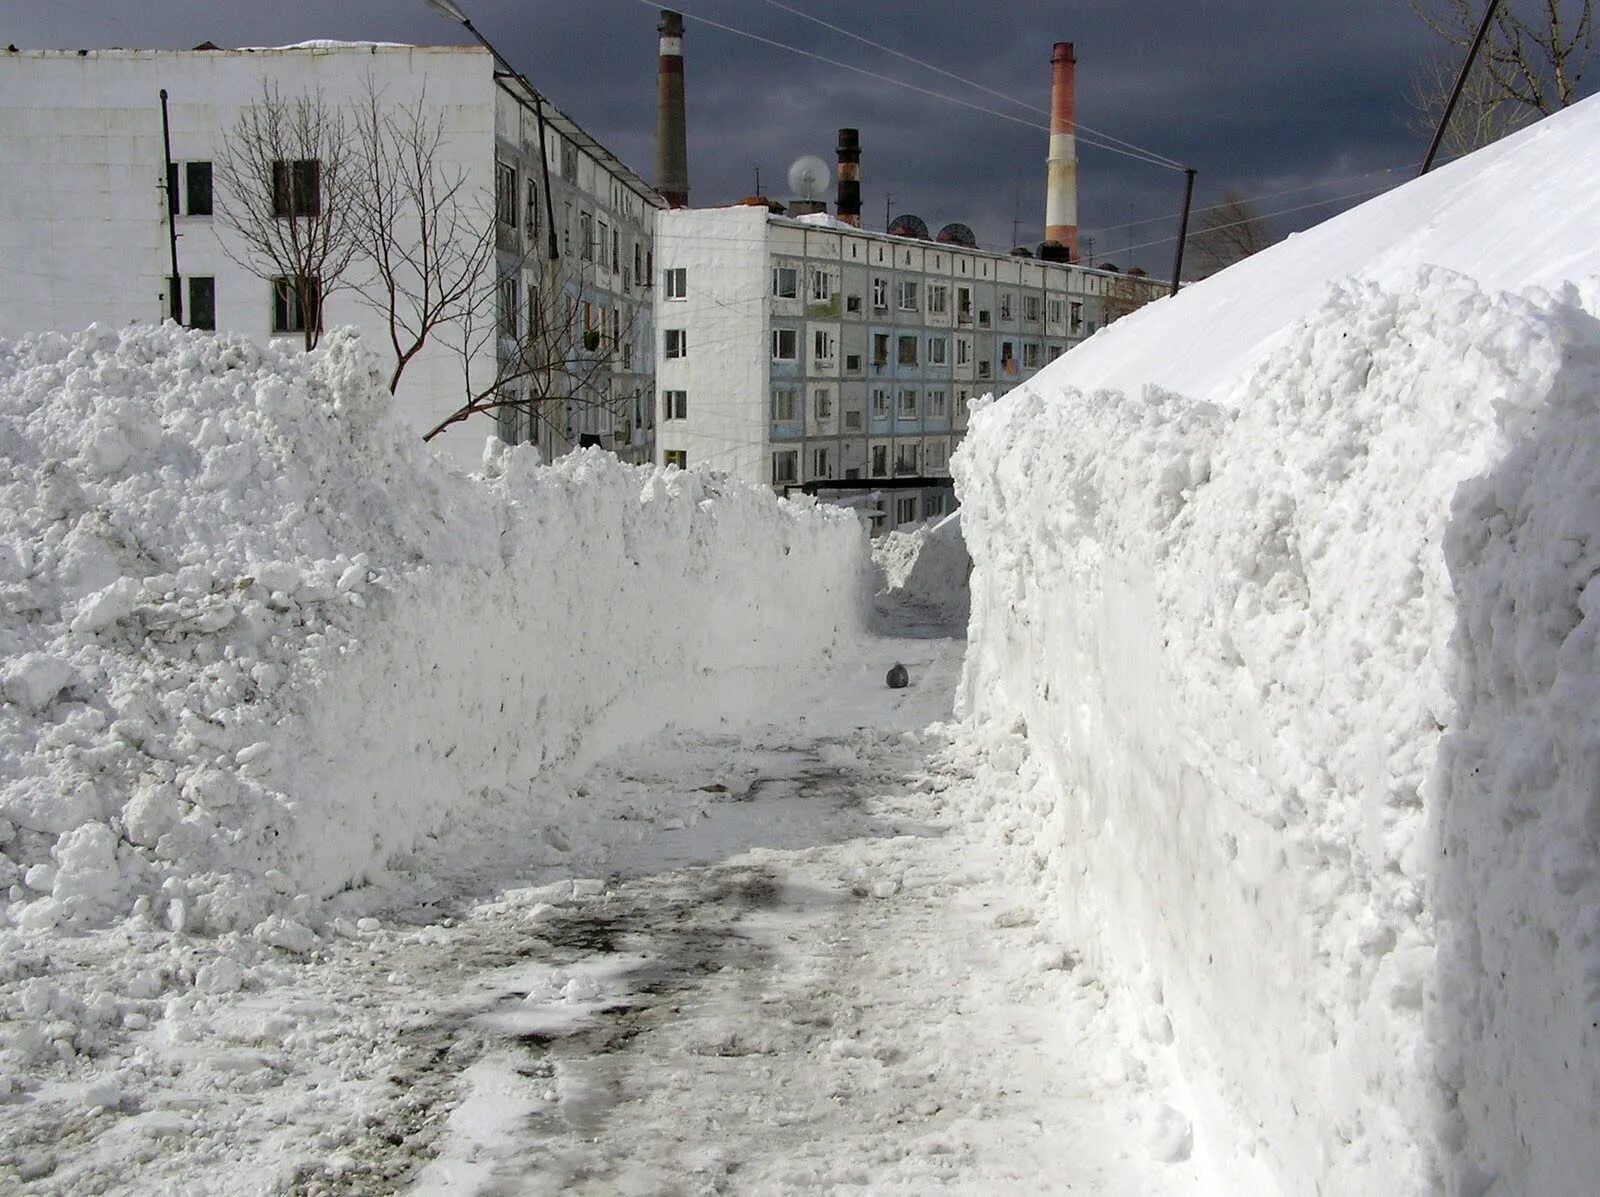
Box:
654;205;769;484
0;46;501;471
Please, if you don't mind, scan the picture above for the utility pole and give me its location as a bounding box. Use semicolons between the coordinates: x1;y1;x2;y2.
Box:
1420;0;1503;174
1169;167;1197;296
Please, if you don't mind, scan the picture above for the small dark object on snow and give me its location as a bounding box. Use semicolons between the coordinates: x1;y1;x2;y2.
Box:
886;663;910;689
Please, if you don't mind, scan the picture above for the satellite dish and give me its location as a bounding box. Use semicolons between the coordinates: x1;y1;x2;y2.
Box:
787;155;830;201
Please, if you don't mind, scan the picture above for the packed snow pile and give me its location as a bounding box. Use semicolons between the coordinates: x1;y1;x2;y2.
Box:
955;94;1600;1196
0;323;867;939
872;515;970;623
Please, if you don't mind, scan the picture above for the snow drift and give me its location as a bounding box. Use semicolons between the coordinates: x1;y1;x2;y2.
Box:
0;324;868;938
956;95;1600;1195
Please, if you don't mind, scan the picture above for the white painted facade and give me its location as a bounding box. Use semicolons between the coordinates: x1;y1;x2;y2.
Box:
654;205;1163;531
0;45;661;471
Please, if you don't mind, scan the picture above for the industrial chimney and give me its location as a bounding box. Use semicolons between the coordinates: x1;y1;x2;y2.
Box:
1043;41;1078;262
656;10;689;208
836;128;861;227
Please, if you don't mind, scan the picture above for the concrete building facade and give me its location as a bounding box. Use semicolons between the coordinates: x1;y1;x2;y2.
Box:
653;203;1162;530
0;44;661;470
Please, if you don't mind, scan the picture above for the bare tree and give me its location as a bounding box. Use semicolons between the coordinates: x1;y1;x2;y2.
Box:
214;83;362;350
1102;267;1162;323
1189;194;1276;277
1412;0;1595;136
423;255;646;449
349;79;496;394
1408;44;1536;156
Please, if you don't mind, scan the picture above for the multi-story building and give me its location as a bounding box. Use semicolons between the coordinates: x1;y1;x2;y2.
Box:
653;202;1162;530
0;44;662;470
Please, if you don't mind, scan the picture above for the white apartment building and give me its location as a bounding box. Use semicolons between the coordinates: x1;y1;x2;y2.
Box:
653;203;1162;530
0;44;661;470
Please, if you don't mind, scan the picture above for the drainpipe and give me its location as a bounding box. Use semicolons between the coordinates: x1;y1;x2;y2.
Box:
159;88;183;323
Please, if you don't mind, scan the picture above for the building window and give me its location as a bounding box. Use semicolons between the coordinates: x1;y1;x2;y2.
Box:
663;448;687;469
846;295;862;313
1048;343;1064;361
771;328;798;361
271;275;320;334
895;496;917;524
663;389;687;420
182;162;213;216
1047;297;1063;324
927;336;947;366
897;335;918;366
872;387;890;418
814;387;833;419
844;409;863;431
927;388;948;418
928;284;947;315
580;212;594;261
560;139;578;181
1001;340;1017;376
813;330;836;363
1023;295;1041;321
897;388;919;419
1070;301;1084;334
499;276;521;338
612;228;621;271
598;219;609;266
187;276;215;331
772;387;800;422
1023;342;1041;368
978;360;992;379
872;277;889;310
978;308;992;328
846;353;862;371
957;286;972;322
811;269;832;302
525;178;540;236
664;267;687;299
926;440;949;472
773;449;798;484
664;328;687;359
272;159;320;218
494;160;518;228
811;446;831;478
897;281;918;311
999;292;1013;321
563;202;573;255
956;337;972;366
872;333;890;368
871;444;888;476
895;441;919;474
926;491;947;517
772;266;798;299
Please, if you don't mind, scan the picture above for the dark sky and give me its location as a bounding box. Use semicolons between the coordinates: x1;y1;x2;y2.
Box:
3;0;1530;273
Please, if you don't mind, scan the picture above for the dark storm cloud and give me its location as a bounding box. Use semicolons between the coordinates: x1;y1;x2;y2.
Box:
6;0;1550;273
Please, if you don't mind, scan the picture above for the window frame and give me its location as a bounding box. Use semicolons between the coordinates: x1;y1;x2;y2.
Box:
662;389;688;421
771;327;798;362
772;265;798;299
664;328;688;359
664;267;687;299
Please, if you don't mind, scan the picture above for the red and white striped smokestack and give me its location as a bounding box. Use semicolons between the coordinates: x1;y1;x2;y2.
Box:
655;10;689;208
1044;41;1078;261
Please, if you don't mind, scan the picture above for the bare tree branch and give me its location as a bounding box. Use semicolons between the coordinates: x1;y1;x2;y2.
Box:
1411;0;1594;151
1189;194;1276;278
214;82;362;350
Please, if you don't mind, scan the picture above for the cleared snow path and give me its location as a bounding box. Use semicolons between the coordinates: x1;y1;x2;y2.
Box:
3;602;1216;1196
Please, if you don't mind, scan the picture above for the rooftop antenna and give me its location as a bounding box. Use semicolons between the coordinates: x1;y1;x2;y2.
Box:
754;164;761;195
884;191;895;231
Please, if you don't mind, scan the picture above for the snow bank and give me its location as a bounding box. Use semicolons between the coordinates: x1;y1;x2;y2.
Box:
0;323;867;938
872;516;970;622
956;93;1600;1197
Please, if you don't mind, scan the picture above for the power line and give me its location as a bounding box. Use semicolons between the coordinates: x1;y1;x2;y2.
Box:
747;0;1187;170
619;0;1185;173
1082;165;1414;239
1116;182;1401;258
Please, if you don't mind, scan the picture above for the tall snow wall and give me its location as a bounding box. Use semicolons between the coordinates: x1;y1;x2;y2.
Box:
957;267;1600;1195
0;324;868;937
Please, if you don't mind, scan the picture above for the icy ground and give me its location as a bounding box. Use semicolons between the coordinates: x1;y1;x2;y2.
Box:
1;594;1218;1196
